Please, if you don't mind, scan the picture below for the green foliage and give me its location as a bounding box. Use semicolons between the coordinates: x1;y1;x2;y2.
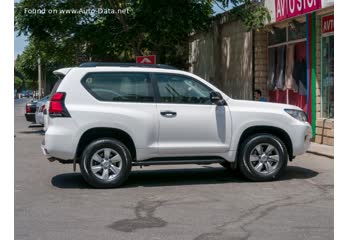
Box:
14;0;270;74
214;0;271;30
15;0;214;69
14;76;23;91
24;79;37;90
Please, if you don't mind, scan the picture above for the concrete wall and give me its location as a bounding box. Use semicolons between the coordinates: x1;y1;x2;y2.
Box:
189;16;253;100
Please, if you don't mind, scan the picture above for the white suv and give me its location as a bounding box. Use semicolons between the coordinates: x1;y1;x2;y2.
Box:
42;63;311;188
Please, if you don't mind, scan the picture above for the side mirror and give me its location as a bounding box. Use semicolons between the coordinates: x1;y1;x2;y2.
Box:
210;92;226;106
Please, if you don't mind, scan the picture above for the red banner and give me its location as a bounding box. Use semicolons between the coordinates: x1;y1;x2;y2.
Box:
136;55;156;64
322;15;334;34
275;0;322;21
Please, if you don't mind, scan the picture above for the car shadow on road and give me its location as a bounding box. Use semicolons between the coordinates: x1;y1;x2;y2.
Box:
280;166;319;180
28;124;43;128
51;165;319;189
17;129;44;135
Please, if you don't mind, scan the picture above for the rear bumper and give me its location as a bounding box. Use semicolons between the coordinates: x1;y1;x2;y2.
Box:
35;112;44;125
25;113;36;123
43;119;77;160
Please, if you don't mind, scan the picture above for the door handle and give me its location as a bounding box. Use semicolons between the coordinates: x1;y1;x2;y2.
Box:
160;111;177;117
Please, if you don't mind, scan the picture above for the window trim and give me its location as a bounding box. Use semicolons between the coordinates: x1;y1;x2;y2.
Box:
80;71;156;103
151;72;215;105
268;19;306;48
267;38;306;49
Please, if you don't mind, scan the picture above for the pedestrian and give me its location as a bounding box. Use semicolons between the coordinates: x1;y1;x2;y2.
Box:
254;89;267;102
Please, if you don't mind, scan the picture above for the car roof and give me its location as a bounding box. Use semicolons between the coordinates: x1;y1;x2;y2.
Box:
79;62;178;70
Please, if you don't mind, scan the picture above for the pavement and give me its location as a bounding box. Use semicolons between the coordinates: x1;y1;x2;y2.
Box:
308;142;334;159
14;98;334;240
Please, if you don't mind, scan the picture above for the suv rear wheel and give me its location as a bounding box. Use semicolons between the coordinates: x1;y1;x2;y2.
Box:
238;134;288;181
80;138;132;188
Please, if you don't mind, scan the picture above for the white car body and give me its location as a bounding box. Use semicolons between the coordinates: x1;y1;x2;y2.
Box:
42;66;311;163
35;96;50;125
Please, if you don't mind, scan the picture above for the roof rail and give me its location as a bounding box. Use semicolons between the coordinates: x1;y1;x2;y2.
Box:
79;62;178;70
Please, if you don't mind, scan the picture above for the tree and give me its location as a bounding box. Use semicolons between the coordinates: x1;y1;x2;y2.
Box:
214;0;271;30
15;0;213;68
14;76;23;91
15;0;270;71
15;41;65;93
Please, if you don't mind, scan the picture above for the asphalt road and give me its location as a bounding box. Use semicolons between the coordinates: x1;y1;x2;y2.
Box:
14;99;334;240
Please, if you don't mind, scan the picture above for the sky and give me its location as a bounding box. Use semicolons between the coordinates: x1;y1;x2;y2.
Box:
14;2;233;58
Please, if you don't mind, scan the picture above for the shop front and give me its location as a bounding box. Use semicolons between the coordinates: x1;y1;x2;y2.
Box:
255;0;334;145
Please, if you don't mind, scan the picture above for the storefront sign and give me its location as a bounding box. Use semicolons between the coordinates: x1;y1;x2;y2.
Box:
136;55;156;64
275;0;322;21
322;15;334;34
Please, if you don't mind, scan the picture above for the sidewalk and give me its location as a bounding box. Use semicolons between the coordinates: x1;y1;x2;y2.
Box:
307;142;334;159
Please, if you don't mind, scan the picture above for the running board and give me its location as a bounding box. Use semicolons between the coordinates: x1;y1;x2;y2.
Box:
132;159;225;166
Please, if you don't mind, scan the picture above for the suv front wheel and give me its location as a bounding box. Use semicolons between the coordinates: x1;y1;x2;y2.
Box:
80;138;132;188
238;134;288;181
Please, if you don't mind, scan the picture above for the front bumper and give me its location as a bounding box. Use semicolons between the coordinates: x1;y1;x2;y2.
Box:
291;124;312;156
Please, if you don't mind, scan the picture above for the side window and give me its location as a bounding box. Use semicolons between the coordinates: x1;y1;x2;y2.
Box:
49;78;63;99
82;72;154;102
155;73;212;104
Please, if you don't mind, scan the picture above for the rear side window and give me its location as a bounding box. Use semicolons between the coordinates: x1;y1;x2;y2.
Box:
81;72;154;102
49;78;63;99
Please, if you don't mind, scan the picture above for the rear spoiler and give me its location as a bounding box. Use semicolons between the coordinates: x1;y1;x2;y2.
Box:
53;68;72;78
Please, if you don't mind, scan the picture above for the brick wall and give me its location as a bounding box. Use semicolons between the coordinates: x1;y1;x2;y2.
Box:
254;30;268;99
315;119;334;145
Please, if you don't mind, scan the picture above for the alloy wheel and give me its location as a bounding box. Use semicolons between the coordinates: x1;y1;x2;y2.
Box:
248;143;280;175
90;148;122;181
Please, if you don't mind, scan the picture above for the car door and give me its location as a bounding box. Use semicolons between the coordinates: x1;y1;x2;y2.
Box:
154;73;232;155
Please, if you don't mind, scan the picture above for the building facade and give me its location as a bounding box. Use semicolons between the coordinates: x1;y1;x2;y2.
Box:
255;0;334;145
189;0;334;145
189;15;254;100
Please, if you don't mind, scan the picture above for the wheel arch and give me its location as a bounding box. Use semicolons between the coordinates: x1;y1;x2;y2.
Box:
75;127;137;162
236;126;293;161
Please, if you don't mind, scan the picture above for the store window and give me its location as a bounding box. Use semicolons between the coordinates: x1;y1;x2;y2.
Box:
268;27;286;45
321;14;334;119
321;35;334;118
267;20;307;111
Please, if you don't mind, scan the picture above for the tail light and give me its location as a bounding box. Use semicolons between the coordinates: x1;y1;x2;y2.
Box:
26;105;31;113
49;92;71;117
40;104;45;112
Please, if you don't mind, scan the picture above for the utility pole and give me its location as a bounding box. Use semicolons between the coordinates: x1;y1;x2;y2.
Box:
38;56;42;99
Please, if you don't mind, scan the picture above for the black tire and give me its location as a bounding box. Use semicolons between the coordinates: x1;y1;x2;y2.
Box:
238;134;288;182
80;138;132;188
220;161;232;169
220;161;243;178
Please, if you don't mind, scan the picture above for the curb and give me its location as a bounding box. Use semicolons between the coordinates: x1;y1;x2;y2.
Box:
306;150;334;159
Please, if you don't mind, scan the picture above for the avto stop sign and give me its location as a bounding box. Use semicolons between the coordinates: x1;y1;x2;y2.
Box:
136;55;156;64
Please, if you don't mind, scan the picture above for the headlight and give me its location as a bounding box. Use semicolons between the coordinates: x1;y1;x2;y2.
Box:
284;109;308;122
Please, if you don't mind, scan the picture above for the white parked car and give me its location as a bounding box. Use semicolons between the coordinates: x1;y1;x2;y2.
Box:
41;63;311;188
35;95;50;125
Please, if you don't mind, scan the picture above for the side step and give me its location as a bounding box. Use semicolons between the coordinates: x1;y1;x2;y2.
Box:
132;158;225;166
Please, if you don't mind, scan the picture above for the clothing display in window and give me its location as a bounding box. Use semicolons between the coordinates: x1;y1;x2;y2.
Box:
285;45;298;92
293;42;307;95
293;59;307;95
275;46;286;90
